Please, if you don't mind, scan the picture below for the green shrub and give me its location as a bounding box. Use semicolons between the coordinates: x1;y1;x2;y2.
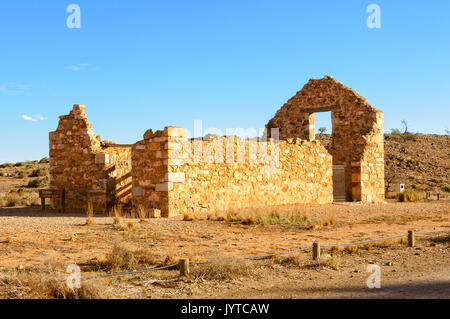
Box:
30;167;49;177
39;157;50;164
14;160;38;167
0;163;14;168
391;128;401;135
397;189;421;202
28;176;49;188
16;170;30;178
443;185;450;193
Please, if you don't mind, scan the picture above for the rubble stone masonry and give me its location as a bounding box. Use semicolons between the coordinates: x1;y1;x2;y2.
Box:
266;76;385;202
131;128;333;216
49;105;132;212
50;76;384;215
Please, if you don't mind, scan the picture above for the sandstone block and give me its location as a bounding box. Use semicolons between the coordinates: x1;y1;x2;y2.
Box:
95;153;110;164
164;126;187;138
156;182;173;192
165;172;185;183
150;209;161;218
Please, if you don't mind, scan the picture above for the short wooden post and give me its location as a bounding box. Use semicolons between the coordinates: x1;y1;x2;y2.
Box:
179;258;190;276
426;192;429;200
41;198;45;211
437;193;440;201
408;230;415;247
312;242;320;260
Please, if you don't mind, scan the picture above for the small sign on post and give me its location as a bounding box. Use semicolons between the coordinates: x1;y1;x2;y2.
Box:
39;189;65;213
395;184;405;193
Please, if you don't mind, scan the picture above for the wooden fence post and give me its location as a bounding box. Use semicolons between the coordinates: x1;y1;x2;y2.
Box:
312;242;320;260
179;258;190;276
41;198;45;211
408;230;415;247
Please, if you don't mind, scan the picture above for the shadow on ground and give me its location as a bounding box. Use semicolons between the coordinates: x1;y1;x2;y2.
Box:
0;206;109;218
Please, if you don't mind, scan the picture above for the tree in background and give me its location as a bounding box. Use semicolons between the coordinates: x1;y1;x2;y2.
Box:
401;120;409;134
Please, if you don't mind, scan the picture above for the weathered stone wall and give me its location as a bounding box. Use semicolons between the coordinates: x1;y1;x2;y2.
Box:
52;76;384;215
266;76;385;202
132;126;333;216
130;128;177;217
49;105;132;212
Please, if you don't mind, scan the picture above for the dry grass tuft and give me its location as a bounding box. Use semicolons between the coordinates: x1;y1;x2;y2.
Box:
84;202;94;226
85;218;94;226
164;254;177;265
330;246;340;255
127;221;136;230
343;245;358;254
102;244;158;271
323;212;336;226
0;258;108;299
397;189;421;202
276;254;303;266
191;259;258;281
111;205;123;225
136;205;148;223
324;256;340;270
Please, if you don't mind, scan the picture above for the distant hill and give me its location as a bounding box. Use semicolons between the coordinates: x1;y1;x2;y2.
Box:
317;133;450;197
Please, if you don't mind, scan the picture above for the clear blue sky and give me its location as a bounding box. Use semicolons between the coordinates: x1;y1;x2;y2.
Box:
1;0;449;163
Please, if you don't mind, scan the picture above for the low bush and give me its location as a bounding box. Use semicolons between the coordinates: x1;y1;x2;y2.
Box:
16;170;30;178
27;176;49;188
0;259;107;299
39;157;50;164
191;259;258;281
397;189;421;202
102;245;158;271
29;167;49;178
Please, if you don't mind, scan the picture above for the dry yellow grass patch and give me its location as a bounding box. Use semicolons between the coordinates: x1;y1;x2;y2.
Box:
102;244;159;271
343;245;358;254
191;259;259;281
0;258;108;299
136;205;148;223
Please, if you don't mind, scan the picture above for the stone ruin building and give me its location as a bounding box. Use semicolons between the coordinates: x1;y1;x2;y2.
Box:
49;76;385;216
